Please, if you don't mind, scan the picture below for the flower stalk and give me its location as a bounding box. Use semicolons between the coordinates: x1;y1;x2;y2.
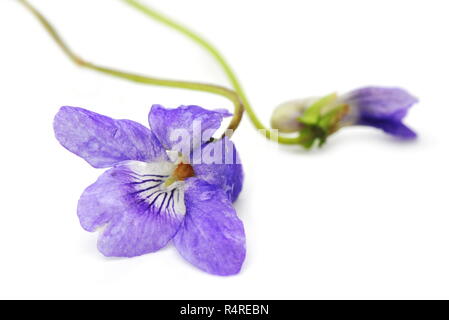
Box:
17;0;244;138
122;0;301;144
19;0;416;147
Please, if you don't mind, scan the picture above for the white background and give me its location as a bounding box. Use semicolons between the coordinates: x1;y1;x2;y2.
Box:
1;0;448;299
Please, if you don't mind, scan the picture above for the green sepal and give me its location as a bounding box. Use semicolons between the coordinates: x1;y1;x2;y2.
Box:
297;93;349;149
300;93;338;125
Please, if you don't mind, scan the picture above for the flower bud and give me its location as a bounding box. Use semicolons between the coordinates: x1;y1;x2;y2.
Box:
270;98;316;133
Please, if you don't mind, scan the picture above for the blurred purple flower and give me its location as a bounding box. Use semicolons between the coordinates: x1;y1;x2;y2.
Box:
342;87;418;139
271;86;418;147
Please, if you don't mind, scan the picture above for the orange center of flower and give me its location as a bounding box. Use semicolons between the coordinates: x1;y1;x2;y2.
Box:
173;162;195;181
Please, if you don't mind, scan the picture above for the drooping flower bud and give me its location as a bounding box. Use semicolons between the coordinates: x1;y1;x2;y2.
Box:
271;87;418;149
271;93;348;148
270;98;317;133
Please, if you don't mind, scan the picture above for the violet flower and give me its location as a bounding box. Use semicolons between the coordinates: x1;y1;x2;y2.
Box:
271;87;418;148
341;87;418;139
54;105;245;276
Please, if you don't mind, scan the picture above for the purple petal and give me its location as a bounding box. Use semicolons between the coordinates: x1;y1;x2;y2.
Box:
173;178;246;276
343;87;418;121
193;138;244;202
54;106;167;168
148;104;231;152
78;161;186;257
358;118;417;140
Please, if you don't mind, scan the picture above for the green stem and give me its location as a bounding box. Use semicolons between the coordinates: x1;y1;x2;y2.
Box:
17;0;243;137
123;0;301;144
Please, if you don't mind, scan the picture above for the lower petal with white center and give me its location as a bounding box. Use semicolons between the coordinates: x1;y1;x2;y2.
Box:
77;160;186;257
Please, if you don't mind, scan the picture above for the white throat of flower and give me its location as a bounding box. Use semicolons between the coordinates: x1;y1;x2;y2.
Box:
126;154;195;218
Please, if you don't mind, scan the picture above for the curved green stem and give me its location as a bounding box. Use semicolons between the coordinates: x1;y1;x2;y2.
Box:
17;0;243;137
123;0;300;144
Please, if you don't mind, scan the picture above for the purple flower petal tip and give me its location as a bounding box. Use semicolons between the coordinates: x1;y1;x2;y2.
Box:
343;87;418;139
358;118;417;140
148;104;232;151
55;105;245;275
174;178;246;276
54;106;167;168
